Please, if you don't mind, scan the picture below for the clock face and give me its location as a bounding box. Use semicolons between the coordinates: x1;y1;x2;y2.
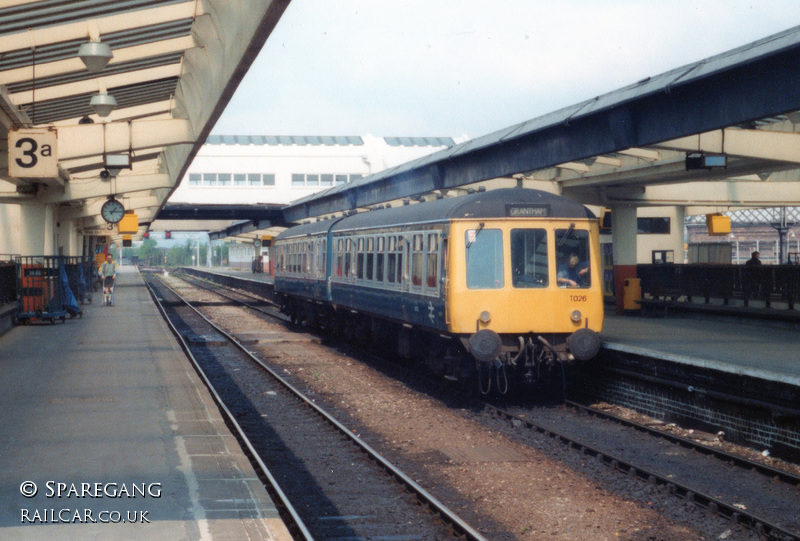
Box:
101;199;125;224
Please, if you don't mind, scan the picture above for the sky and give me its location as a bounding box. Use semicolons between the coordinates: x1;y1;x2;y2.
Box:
211;1;800;141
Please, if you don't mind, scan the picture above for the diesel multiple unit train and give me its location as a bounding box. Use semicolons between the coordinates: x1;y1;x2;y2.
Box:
274;187;603;392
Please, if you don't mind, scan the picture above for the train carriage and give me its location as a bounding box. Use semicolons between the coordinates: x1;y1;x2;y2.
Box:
274;187;603;392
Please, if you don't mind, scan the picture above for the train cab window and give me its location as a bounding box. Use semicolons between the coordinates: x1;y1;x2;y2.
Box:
555;227;591;288
465;228;504;289
376;237;385;282
511;229;548;288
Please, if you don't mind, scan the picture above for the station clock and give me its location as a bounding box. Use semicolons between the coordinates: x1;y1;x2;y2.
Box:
101;198;125;224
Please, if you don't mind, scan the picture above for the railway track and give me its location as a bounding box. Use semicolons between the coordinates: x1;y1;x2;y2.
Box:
486;400;800;541
173;270;800;539
144;273;486;541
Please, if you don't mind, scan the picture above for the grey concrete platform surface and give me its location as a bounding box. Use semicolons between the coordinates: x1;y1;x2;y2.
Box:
188;267;274;285
603;312;800;386
0;266;292;541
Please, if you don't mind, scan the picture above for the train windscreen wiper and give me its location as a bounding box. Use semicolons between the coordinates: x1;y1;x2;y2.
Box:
466;222;485;249
557;222;575;248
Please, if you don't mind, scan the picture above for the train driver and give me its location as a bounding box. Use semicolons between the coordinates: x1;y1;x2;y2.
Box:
557;254;589;288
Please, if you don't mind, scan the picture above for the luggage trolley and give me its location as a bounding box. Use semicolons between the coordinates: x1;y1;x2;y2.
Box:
63;256;92;307
14;256;68;324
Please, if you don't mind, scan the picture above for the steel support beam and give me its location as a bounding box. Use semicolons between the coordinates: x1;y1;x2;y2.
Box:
284;31;800;221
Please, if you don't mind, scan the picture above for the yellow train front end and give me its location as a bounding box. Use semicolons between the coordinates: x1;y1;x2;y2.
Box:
446;217;603;373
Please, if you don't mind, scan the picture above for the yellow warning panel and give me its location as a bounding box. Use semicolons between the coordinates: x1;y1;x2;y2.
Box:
706;214;731;236
118;212;139;234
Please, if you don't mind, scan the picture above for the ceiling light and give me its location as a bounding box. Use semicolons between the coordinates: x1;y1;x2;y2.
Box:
105;154;131;177
78;41;113;72
90;92;116;117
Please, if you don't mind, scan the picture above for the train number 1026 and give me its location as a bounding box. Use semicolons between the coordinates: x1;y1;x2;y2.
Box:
569;295;587;302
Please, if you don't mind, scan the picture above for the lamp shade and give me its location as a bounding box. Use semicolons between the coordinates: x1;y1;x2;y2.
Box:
78;41;113;72
90;92;117;117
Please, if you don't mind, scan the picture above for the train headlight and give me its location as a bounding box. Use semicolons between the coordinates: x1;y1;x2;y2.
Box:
479;311;491;324
571;310;582;323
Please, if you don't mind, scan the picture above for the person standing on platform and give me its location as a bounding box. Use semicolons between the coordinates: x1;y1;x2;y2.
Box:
745;251;761;266
99;254;118;306
743;251;762;303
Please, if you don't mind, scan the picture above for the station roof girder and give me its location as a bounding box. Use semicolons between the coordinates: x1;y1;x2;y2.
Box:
604;181;800;210
0;0;291;231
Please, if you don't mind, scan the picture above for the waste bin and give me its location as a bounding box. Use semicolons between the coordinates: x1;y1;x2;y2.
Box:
623;278;641;311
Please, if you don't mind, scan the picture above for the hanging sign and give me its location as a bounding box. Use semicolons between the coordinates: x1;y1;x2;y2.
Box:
8;128;58;178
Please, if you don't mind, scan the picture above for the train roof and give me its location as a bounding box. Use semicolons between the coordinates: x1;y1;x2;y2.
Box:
277;188;594;240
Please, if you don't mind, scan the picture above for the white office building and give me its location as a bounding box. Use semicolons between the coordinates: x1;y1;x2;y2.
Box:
169;134;462;269
169;134;462;206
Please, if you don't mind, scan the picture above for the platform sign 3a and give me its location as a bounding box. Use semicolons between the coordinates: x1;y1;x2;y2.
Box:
8;128;58;178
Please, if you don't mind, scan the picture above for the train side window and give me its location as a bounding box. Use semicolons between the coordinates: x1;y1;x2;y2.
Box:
411;234;423;287
357;238;365;279
336;239;343;277
399;236;407;285
319;240;328;276
344;238;353;277
465;228;504;289
555;228;591;288
511;229;548;288
366;237;374;280
376;237;385;282
387;240;397;283
426;233;438;288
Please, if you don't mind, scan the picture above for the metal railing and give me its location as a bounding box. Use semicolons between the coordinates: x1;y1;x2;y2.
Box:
0;256;17;305
637;264;800;310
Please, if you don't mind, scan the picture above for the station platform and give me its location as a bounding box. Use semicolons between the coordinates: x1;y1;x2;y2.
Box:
0;266;292;540
191;267;275;285
602;312;800;386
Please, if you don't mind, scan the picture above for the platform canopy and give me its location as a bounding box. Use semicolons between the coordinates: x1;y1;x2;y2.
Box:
0;0;290;242
282;24;800;223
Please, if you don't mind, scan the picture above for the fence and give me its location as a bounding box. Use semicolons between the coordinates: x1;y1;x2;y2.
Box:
12;255;94;324
0;254;18;305
637;264;800;309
